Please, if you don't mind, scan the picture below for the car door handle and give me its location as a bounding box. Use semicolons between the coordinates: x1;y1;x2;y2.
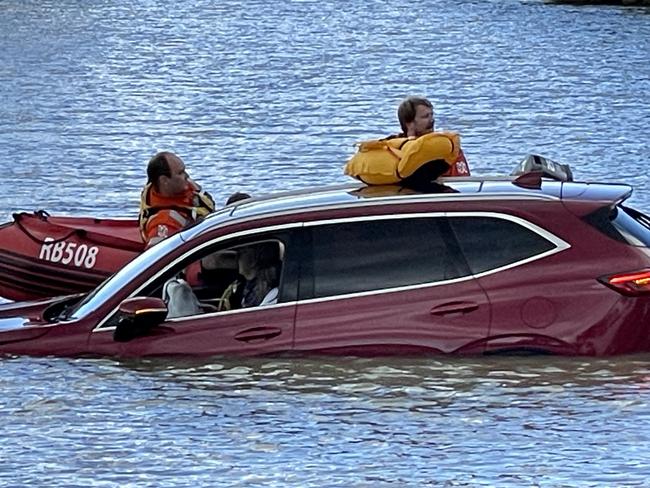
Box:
234;327;282;343
430;301;480;316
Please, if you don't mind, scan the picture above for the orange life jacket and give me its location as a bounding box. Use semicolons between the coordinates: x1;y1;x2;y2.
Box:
139;180;215;245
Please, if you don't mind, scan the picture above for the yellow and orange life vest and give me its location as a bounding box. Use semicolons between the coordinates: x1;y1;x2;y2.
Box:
345;131;470;185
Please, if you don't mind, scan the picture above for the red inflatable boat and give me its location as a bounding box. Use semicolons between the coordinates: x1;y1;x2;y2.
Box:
0;211;144;301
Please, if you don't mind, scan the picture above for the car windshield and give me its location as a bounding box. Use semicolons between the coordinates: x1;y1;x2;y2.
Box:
66;234;183;320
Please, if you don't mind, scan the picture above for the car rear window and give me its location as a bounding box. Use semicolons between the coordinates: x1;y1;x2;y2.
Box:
584;205;650;247
611;205;650;247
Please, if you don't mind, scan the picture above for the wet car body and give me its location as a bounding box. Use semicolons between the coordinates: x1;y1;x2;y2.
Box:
2;174;650;357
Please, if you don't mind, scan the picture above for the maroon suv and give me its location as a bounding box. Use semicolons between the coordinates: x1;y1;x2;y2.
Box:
2;174;650;357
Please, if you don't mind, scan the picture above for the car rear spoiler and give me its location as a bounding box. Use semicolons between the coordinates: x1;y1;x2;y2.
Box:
510;155;632;206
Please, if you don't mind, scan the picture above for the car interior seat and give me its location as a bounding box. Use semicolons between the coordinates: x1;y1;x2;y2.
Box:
218;241;282;311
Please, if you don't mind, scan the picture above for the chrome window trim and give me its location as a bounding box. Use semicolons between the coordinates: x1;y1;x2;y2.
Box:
303;211;569;253
68;234;184;320
448;211;571;278
298;211;570;304
190;193;560;241
93;223;303;331
91;300;300;334
292;275;483;307
94;210;570;331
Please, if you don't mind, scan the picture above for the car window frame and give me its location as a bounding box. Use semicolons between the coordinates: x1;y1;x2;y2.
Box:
446;211;571;279
68;233;184;321
446;212;568;276
94;223;303;331
298;213;470;301
92;210;570;330
298;212;570;302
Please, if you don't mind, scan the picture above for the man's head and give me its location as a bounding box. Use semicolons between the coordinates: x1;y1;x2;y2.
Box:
147;152;189;196
397;97;434;137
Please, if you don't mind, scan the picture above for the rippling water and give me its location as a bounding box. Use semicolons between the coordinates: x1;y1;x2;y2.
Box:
3;355;650;486
1;0;650;486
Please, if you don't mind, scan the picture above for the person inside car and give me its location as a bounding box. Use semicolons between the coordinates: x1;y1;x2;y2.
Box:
395;96;471;177
139;151;216;247
219;242;281;310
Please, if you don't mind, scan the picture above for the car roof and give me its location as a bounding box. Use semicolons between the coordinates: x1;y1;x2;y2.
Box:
226;175;632;219
182;175;633;241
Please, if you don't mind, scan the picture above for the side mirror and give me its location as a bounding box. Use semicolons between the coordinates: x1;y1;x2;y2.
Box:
113;297;168;342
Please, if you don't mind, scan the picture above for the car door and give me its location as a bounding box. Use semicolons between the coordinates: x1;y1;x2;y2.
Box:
88;229;300;356
105;304;297;356
447;213;587;355
293;215;491;355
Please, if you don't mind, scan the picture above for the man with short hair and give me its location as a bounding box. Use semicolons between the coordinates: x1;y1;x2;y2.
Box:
397;96;435;138
397;96;471;176
139;151;215;246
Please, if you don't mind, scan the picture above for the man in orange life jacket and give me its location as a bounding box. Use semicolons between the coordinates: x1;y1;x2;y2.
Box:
139;151;215;247
397;96;471;176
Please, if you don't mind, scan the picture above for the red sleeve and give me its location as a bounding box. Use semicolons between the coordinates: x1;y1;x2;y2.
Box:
144;211;184;246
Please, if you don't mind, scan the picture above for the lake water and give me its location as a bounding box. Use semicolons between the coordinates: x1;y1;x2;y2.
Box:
1;0;650;486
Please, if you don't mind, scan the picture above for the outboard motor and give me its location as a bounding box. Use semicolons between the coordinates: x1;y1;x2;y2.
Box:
511;154;574;182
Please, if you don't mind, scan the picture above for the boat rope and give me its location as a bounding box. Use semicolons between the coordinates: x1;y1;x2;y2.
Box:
13;212;80;245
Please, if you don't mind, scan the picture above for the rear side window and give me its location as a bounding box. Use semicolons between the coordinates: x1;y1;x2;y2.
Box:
449;216;556;275
584;205;650;247
306;218;464;299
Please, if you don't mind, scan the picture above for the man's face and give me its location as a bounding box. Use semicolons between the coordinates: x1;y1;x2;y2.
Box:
161;155;189;196
408;104;434;137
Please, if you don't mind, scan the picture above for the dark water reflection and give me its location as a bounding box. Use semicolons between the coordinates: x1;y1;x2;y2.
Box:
2;0;650;485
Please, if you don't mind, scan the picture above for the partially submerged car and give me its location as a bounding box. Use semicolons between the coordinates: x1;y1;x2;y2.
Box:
2;172;650;357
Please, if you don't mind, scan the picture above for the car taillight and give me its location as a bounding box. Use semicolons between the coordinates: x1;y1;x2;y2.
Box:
600;269;650;296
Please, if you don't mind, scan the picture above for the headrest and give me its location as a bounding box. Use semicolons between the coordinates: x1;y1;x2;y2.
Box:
202;250;238;270
248;242;280;266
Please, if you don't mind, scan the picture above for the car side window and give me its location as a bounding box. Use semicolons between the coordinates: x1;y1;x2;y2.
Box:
136;237;288;320
305;217;464;299
448;216;556;274
99;234;295;329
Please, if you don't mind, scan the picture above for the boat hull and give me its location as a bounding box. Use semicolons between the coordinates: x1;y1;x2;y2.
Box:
0;211;144;301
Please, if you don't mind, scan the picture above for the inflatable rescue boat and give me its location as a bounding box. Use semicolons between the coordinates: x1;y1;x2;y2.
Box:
0;211;144;301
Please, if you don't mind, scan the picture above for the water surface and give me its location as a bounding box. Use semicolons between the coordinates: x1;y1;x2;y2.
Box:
1;0;650;485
